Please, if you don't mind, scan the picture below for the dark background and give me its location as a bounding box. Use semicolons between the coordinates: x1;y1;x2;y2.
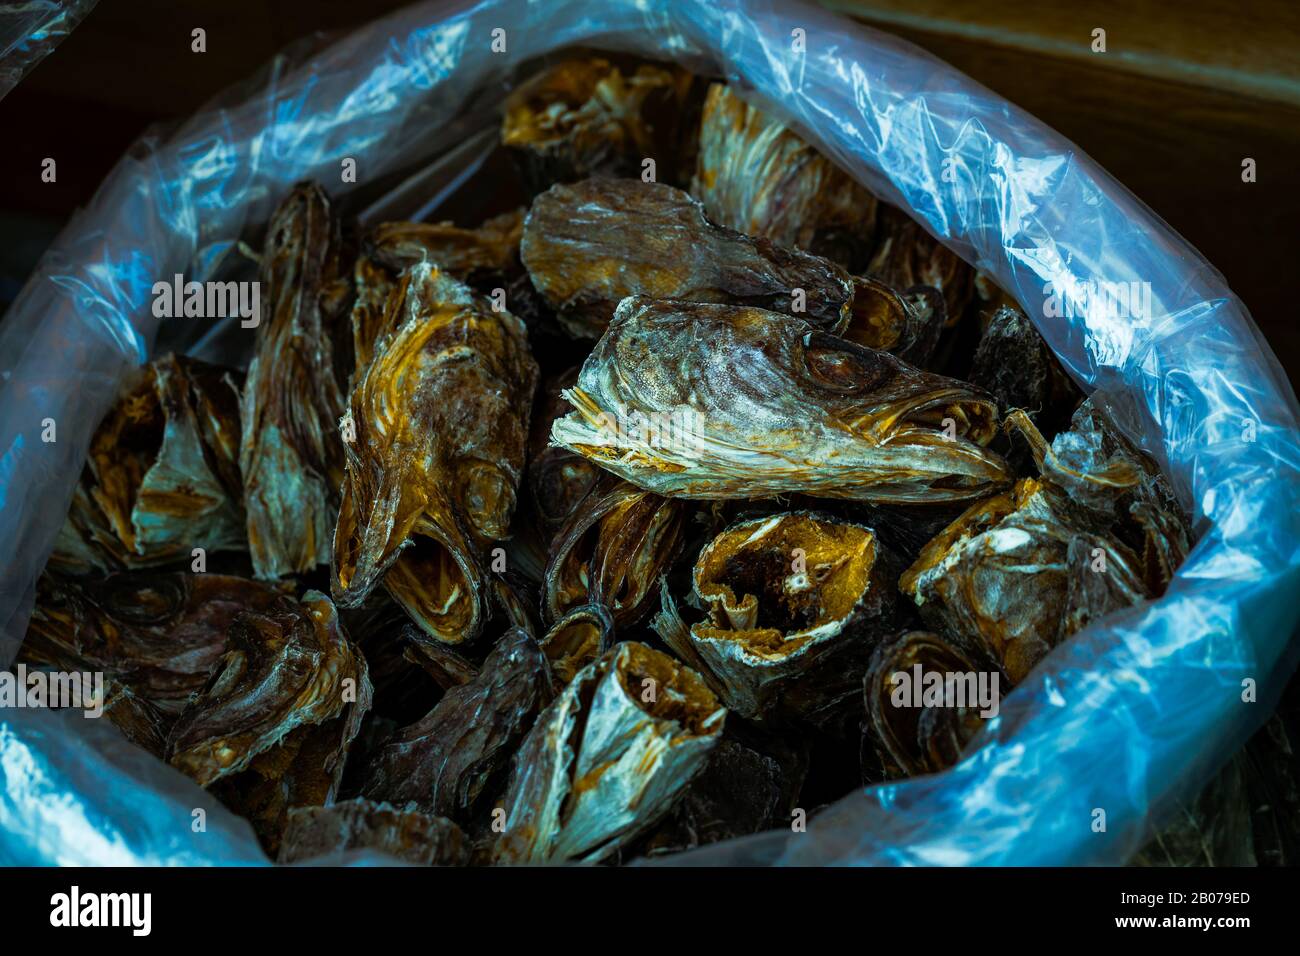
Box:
1;0;1297;385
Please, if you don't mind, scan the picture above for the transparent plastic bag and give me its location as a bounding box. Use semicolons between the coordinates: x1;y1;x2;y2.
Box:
2;0;1298;866
0;0;98;101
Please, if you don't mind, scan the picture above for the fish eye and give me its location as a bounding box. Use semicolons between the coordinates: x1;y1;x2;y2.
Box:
801;332;890;392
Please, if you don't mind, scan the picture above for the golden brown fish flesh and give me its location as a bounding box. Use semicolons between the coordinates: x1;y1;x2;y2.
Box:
655;511;902;730
240;182;351;580
538;603;615;689
1005;401;1190;593
551;297;1011;504
166;590;370;788
332;260;538;647
492;641;724;864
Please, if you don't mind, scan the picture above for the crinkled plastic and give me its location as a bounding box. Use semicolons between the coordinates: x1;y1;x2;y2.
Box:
2;0;1298;867
0;0;97;101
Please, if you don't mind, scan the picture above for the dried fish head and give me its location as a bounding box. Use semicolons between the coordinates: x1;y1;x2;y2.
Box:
50;353;245;573
970;307;1079;432
332;260;538;646
166;590;368;788
23;571;290;712
552;297;1011;504
520;178;857;338
502;58;695;190
899;478;1149;681
493;641;724;864
863;629;1004;778
240;182;350;579
671;511;900;728
362;627;550;822
692;82;877;271
538;603;615;689
1005;401;1191;593
543;477;688;628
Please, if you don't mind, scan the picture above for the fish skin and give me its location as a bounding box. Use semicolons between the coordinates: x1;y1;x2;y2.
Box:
492;641;724;864
166;590;370;790
240;182;351;580
50;353;246;575
521;177;857;338
691;81;878;273
361;627;552;822
551;296;1012;504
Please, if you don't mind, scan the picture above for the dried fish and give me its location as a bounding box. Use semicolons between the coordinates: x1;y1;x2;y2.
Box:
332;261;537;647
502;57;696;191
366;210;523;278
900;478;1149;682
349;211;526;385
543;476;688;628
538;603;615;689
241;182;351;580
348;254;395;385
49;353;244;574
969;306;1079;431
279;799;469;865
863;629;1004;778
1005;401;1190;593
101;681;172;759
527;367;602;543
23;571;290;712
166;590;369;787
362;627;551;822
520;178;857;338
842;276;946;369
632;736;792;858
552;297;1012;504
867;203;973;326
657;511;901;730
691;82;877;271
492;641;724;863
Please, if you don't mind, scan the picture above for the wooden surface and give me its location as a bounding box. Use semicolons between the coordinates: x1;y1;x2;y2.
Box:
0;0;1296;384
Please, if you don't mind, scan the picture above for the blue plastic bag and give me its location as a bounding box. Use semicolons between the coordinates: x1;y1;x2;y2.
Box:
2;0;1298;865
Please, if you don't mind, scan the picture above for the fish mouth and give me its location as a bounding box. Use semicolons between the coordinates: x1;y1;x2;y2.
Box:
383;519;484;647
885;388;1001;445
692;513;878;661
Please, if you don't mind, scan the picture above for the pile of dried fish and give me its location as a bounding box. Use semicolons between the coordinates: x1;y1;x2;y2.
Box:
23;55;1282;868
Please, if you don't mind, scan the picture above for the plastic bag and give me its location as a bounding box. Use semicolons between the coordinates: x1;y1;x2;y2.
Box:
2;0;1298;866
0;0;98;102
